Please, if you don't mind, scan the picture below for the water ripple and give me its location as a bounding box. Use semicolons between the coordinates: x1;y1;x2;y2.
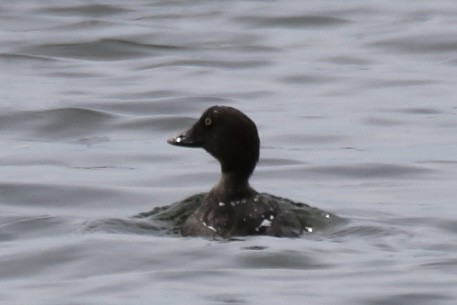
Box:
238;15;350;28
0;107;115;140
21;39;184;61
37;4;130;17
307;163;433;179
369;33;457;54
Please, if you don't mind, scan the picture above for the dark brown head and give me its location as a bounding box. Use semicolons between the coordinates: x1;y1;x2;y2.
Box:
168;106;260;179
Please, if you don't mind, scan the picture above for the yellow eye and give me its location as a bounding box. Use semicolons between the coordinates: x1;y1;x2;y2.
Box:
204;117;212;126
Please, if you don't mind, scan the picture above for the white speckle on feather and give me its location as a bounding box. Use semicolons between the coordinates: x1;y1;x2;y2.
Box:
262;219;272;227
203;222;217;233
305;226;313;233
256;219;272;231
219;202;225;207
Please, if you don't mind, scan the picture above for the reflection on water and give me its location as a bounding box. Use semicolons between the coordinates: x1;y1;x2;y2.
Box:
1;1;457;304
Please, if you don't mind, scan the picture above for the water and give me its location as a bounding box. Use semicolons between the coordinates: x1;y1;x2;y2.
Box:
1;1;457;304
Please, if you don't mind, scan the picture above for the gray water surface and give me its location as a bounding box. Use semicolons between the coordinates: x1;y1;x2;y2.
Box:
1;1;457;304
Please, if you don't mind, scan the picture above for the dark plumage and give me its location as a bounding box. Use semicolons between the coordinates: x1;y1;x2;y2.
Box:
168;106;331;238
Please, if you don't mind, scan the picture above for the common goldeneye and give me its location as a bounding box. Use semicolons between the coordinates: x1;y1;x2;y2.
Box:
167;106;336;238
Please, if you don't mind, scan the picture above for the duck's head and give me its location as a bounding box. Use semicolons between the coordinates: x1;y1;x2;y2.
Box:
168;106;260;179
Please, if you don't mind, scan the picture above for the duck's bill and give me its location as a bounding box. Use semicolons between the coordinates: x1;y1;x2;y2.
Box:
167;130;201;147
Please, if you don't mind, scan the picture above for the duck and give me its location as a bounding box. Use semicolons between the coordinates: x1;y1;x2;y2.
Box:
167;105;336;238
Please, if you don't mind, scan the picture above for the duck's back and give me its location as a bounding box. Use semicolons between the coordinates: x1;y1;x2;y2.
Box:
181;193;303;238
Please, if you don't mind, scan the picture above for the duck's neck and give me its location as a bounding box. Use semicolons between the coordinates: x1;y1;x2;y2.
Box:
208;171;256;202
